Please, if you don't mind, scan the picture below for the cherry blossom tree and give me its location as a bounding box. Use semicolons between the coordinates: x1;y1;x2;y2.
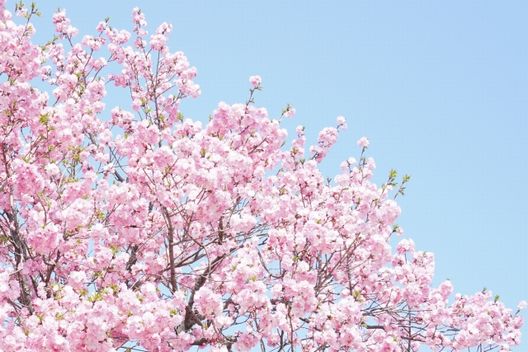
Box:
0;2;524;351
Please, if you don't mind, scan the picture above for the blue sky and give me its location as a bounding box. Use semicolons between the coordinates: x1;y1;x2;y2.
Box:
26;0;528;349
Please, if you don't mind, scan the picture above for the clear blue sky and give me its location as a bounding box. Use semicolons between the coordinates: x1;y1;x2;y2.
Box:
27;0;528;349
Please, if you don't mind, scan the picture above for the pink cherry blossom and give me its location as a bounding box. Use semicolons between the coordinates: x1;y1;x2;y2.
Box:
0;3;523;352
336;115;347;129
249;74;262;89
357;135;370;148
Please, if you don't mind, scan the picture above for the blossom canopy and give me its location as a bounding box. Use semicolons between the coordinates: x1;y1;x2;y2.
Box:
0;2;524;351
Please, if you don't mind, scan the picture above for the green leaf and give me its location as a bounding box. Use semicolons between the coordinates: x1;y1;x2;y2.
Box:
39;113;49;125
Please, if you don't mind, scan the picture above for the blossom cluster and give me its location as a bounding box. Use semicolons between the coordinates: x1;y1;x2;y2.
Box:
0;2;524;351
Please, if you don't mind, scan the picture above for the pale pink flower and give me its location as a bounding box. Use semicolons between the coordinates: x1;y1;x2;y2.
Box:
336;115;347;129
357;136;370;148
249;75;262;89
